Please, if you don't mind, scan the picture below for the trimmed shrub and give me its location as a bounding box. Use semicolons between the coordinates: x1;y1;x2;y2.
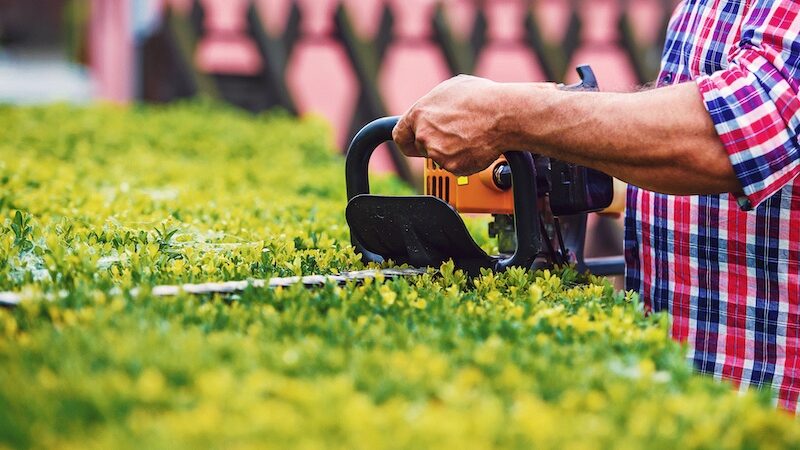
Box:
0;103;796;449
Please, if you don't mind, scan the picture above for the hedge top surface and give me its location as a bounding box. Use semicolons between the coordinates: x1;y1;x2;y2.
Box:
0;103;797;450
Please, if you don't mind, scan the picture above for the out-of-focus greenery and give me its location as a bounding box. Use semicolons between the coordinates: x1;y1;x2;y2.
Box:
0;103;797;450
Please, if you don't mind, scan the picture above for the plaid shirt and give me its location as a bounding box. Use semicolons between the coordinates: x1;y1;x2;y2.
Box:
624;0;800;410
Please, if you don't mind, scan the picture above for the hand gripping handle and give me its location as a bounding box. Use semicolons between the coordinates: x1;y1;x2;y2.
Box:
345;116;541;271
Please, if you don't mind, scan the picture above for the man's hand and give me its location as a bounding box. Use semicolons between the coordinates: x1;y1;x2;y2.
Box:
393;75;556;176
392;75;505;176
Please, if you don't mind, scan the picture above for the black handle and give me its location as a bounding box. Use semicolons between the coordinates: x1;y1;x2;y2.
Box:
563;64;598;91
345;116;398;200
345;116;541;271
345;116;398;264
495;152;541;271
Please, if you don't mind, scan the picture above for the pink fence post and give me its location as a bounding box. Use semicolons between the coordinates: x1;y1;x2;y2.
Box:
379;0;451;174
474;0;546;82
535;0;573;44
195;0;262;75
337;0;399;173
342;0;387;38
286;0;359;148
628;0;666;44
90;0;134;102
255;0;294;36
441;0;477;41
567;0;638;91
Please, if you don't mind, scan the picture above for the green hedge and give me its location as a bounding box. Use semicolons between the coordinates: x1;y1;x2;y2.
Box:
0;103;796;449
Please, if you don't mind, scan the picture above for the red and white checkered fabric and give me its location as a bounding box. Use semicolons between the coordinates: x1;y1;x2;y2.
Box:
625;0;800;411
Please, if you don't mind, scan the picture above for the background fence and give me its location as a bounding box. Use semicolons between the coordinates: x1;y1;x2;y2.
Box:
133;0;678;178
0;0;674;264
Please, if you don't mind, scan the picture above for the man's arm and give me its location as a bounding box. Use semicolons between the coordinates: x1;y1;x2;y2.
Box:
393;76;740;196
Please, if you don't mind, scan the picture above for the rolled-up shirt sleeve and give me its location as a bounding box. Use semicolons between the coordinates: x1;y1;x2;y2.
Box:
695;2;800;210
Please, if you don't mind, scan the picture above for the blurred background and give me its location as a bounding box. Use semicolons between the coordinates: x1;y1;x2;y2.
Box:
0;0;679;268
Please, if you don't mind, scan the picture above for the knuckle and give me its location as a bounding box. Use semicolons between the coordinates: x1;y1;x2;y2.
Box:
391;127;403;143
394;115;405;130
443;160;460;174
393;119;412;143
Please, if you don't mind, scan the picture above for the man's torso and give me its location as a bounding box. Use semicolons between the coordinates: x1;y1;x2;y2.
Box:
624;0;800;410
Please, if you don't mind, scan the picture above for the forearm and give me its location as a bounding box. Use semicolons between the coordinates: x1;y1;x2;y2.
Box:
499;82;740;195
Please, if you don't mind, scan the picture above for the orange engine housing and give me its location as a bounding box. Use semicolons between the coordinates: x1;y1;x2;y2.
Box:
424;157;514;214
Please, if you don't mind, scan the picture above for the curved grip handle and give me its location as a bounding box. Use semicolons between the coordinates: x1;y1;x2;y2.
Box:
345;116;399;200
495;152;540;271
345;116;541;271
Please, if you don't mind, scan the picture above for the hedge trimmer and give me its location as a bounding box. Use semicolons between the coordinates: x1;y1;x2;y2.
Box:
0;65;623;307
346;65;624;277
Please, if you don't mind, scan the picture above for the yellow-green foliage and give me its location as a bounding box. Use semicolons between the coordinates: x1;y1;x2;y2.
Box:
0;103;797;449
